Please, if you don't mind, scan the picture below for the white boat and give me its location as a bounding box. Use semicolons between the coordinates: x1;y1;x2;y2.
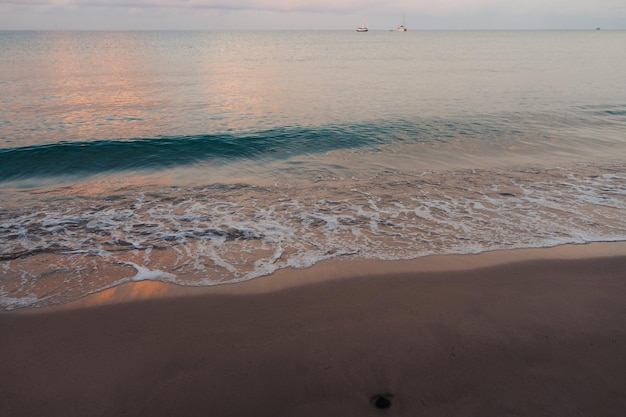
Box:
397;16;407;31
356;25;368;32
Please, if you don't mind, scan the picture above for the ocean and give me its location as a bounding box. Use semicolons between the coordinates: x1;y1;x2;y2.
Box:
1;30;625;310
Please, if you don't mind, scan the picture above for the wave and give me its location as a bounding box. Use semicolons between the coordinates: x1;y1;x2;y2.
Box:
1;162;625;310
0;124;393;182
0;116;516;182
2;105;624;183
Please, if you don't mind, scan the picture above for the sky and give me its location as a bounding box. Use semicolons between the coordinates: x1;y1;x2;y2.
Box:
1;0;625;30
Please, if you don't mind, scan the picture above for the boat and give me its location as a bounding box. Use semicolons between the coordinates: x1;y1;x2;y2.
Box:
397;16;408;31
356;26;368;32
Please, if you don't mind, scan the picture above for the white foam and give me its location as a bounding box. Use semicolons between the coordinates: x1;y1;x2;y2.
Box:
2;163;626;310
124;262;176;282
0;292;42;311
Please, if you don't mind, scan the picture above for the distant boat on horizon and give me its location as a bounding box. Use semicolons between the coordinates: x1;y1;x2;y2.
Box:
397;15;408;32
356;25;368;32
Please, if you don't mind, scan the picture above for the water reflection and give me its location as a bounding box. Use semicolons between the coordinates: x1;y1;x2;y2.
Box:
72;281;177;308
2;32;173;146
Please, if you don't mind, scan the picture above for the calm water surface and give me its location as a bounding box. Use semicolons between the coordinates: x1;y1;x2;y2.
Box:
1;30;625;309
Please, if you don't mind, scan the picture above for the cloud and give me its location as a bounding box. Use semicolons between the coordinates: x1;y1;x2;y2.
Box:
2;0;382;13
2;0;51;4
2;0;624;30
2;0;624;15
395;0;625;15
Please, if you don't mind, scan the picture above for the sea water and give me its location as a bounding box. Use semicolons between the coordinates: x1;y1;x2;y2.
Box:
1;30;625;310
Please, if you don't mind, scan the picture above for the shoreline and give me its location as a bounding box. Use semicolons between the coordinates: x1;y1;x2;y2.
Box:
1;242;625;416
3;161;625;312
46;241;626;311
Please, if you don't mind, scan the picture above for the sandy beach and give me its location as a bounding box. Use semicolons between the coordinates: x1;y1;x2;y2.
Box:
1;242;625;417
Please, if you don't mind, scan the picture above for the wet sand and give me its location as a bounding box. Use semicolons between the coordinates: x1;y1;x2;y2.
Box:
1;243;626;417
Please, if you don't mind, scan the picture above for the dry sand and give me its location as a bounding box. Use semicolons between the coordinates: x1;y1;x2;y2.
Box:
1;243;625;416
